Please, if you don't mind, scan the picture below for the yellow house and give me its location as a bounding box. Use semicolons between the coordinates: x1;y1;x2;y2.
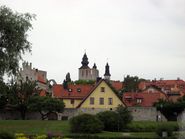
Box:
77;79;125;109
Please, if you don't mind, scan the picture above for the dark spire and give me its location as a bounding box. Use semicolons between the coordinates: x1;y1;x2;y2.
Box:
104;63;111;76
93;63;97;69
80;53;89;68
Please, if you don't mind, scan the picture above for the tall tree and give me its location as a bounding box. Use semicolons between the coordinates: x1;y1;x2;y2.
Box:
8;80;37;119
122;75;145;92
0;6;35;80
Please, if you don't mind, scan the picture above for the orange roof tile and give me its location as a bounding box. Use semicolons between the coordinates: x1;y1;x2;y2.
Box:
123;87;168;107
52;84;94;99
111;81;123;91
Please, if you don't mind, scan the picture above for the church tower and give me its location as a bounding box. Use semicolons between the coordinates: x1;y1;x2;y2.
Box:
104;63;111;80
79;53;92;80
91;63;99;80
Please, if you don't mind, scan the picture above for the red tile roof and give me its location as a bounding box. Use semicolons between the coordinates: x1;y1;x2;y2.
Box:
111;81;123;91
123;87;167;107
139;80;185;91
52;84;94;99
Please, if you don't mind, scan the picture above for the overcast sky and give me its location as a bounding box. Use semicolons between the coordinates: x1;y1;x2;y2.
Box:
1;0;185;83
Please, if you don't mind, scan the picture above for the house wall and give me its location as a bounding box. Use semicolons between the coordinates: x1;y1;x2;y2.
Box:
63;99;82;108
80;81;124;108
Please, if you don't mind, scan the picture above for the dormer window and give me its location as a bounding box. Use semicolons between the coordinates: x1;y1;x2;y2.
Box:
68;88;72;92
77;88;81;92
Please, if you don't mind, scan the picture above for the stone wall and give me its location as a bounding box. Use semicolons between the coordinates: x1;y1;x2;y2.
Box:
128;107;167;121
0;107;167;121
0;111;41;120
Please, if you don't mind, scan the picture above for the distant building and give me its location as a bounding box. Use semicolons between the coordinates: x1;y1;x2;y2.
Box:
123;85;167;107
139;79;185;102
17;62;48;93
78;53;112;81
79;53;99;80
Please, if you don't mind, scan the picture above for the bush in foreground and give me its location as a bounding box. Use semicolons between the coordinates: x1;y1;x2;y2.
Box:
0;131;15;139
97;111;120;131
70;113;104;133
97;106;132;131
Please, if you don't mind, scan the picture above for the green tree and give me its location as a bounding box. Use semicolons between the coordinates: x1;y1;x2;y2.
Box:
28;96;65;120
154;99;185;121
116;105;133;129
70;113;104;133
8;80;37;120
0;6;35;80
122;75;145;93
0;80;9;109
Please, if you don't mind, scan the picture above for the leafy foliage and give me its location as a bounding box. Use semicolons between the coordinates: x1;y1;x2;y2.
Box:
97;111;120;131
154;99;185;121
97;106;132;132
74;80;95;85
116;105;133;129
8;80;38;119
28;96;65;120
122;75;145;92
0;6;35;79
70;113;104;133
0;131;15;139
0;80;9;109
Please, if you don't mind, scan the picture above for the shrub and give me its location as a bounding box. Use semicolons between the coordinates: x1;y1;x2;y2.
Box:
97;111;120;131
116;105;133;129
156;125;174;138
70;113;104;133
0;131;15;139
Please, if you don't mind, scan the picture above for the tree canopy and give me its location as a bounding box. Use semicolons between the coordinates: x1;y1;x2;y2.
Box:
7;80;38;119
0;6;35;80
154;98;185;121
28;96;65;120
122;75;145;92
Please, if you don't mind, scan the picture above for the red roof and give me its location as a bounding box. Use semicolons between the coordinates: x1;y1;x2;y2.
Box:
139;80;185;90
52;84;94;99
111;81;123;91
123;87;167;107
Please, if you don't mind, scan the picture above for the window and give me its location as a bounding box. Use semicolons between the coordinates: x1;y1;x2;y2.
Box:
71;99;74;104
77;88;81;92
68;88;72;92
99;98;104;105
101;87;105;92
136;99;142;104
108;98;113;105
90;97;94;105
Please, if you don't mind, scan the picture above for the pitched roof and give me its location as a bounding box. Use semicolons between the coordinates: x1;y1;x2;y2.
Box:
52;84;94;99
77;79;124;108
123;87;168;107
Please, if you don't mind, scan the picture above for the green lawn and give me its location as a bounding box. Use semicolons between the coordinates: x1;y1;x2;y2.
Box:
0;120;180;138
0;120;70;135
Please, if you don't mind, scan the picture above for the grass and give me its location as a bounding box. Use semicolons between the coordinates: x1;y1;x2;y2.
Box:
0;120;70;135
0;120;180;138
